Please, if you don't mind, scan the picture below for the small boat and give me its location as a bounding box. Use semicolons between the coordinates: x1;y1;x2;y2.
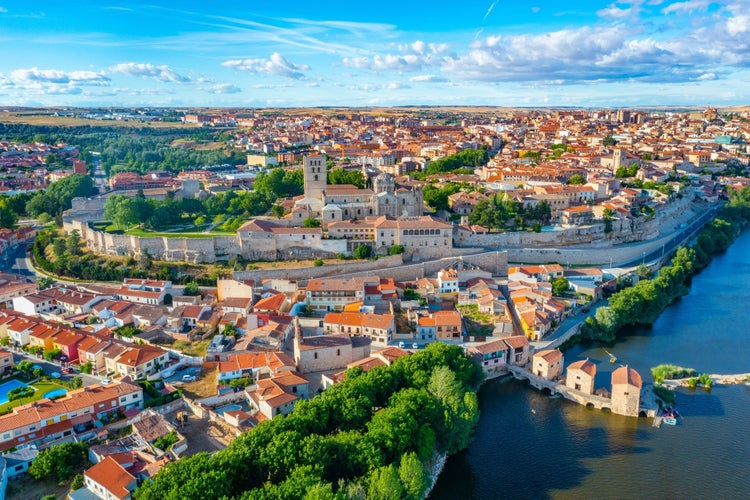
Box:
661;407;679;425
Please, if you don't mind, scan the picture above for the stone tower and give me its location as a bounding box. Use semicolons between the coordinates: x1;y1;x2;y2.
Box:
303;154;326;204
612;149;623;172
611;365;643;417
373;172;395;196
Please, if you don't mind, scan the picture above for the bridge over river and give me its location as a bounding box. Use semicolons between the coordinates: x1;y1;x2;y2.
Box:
505;364;658;418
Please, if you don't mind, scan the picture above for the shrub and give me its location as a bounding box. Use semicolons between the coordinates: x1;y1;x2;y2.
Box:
71;473;84;490
353;244;372;259
153;430;179;451
313;258;324;267
651;364;697;383
388;245;405;255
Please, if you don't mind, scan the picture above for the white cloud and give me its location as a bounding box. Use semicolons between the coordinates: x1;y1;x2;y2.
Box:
440;25;726;84
6;67;110;96
108;63;192;83
661;0;713;15
597;1;645;19
221;53;309;79
343;40;448;72
408;74;449;83
205;83;241;94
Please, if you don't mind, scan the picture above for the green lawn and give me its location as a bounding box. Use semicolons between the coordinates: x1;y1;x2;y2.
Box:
92;221;235;238
0;380;69;415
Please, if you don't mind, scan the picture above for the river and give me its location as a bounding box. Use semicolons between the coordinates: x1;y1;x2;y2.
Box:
431;229;750;499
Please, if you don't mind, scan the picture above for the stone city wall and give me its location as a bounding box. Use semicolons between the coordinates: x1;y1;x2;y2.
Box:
233;254;405;282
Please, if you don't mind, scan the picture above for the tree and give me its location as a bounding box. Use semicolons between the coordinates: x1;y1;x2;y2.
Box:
603;135;617;146
71;376;83;389
366;465;403;500
80;361;93;374
0;198;18;228
636;263;652;279
71;474;84;491
183;281;201;296
53;238;67;257
567;174;586;185
223;323;239;337
271;204;285;219
139;248;152;270
66;229;82;255
44;348;62;361
603;208;614;234
552;277;570;296
353;244;372;259
328;168;366;188
398;452;428;500
302;217;321;228
28;442;88;482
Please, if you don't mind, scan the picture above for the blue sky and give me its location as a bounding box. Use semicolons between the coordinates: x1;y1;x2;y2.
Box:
1;1;749;107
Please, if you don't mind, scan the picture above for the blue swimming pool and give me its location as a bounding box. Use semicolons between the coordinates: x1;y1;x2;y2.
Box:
214;404;241;415
0;379;30;405
44;388;68;399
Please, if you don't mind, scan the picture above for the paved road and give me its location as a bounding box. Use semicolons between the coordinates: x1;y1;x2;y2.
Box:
0;242;34;279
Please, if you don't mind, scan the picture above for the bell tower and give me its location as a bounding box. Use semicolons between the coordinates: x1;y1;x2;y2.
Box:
303;155;326;204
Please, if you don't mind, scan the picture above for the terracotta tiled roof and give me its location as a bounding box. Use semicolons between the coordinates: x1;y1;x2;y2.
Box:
85;456;136;500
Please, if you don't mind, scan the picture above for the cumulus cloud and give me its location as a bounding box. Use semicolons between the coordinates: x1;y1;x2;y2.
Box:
205;83;241;94
5;67;110;95
221;53;309;79
109;63;192;83
440;25;730;84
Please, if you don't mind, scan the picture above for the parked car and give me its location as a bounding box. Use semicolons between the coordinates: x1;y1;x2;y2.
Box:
62;367;72;374
162;369;174;378
101;378;111;385
182;374;196;382
50;372;61;379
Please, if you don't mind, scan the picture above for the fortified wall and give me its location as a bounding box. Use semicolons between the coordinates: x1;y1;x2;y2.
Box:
63;197;347;264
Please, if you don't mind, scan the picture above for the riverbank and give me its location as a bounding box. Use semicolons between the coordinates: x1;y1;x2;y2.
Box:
663;372;750;388
431;224;750;499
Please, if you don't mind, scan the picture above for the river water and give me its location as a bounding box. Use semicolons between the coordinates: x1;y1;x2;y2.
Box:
431;230;750;499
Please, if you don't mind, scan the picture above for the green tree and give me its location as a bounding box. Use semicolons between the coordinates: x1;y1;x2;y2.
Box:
53;238;67;257
328;168;366;188
366;465;403;500
28;442;88;482
183;281;201;296
552;277;570;296
603;135;617;147
353;244;372;259
303;217;321;228
71;474;84;491
567;174;586;185
271;204;285;219
0;198;18;228
398;452;428;500
66;229;82;255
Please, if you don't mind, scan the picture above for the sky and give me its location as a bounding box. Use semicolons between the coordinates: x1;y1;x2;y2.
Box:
1;1;749;108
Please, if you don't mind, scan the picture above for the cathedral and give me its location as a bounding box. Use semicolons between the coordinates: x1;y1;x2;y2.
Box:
292;155;423;225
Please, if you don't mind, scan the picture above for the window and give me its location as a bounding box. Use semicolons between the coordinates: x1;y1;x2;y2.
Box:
337;349;341;356
314;353;318;359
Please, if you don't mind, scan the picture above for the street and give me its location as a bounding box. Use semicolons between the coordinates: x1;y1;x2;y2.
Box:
0;241;35;280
